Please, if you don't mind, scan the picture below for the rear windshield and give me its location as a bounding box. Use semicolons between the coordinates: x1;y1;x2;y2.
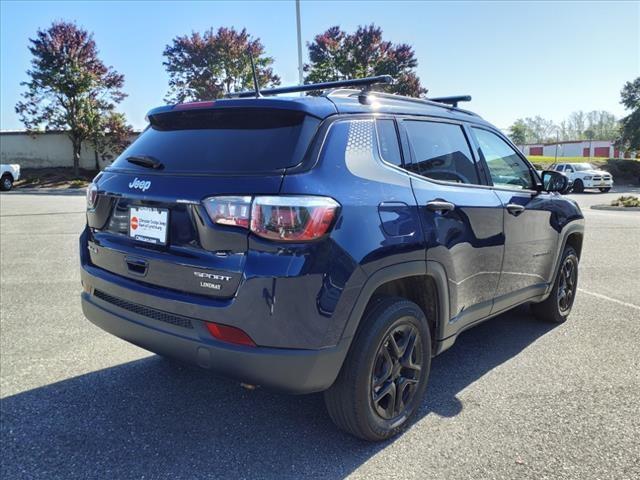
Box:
110;108;319;174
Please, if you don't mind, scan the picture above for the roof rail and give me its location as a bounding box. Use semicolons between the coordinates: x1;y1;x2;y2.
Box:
326;90;479;117
227;75;394;98
429;95;472;108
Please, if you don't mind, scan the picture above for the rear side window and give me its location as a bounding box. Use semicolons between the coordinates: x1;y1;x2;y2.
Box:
375;119;402;167
111;109;319;174
403;120;480;184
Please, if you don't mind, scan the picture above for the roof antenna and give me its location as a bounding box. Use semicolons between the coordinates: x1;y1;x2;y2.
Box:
248;49;261;98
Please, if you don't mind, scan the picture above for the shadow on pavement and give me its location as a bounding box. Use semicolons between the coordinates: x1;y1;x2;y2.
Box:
2;187;86;196
0;305;555;479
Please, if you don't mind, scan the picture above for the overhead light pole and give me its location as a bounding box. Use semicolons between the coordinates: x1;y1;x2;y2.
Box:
295;0;304;92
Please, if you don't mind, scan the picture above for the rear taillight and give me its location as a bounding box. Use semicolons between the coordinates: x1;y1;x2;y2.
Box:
86;183;98;209
201;195;340;242
250;196;339;241
202;196;252;228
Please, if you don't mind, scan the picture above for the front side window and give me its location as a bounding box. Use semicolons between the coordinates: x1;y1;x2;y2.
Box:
554;164;564;172
403;120;480;184
473;128;535;190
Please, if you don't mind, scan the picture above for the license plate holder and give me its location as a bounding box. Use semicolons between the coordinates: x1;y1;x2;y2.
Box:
129;206;169;245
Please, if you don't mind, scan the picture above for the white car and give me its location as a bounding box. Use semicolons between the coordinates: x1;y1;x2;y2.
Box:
1;164;20;191
549;162;613;193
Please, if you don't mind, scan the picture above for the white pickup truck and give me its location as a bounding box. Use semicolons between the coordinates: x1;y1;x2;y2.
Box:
1;164;21;191
549;162;613;193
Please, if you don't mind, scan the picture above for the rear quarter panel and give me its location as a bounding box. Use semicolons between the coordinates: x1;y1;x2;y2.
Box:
281;117;425;345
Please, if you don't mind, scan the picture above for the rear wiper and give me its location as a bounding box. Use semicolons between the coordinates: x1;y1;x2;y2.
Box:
126;155;164;169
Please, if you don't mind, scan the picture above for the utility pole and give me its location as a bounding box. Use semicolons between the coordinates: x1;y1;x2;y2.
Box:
295;0;304;93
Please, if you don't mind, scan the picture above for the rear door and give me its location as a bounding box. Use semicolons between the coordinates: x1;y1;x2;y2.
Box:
469;127;559;312
399;118;505;333
86;107;319;299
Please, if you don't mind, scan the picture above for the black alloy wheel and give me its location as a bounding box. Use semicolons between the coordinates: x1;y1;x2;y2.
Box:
557;256;577;315
324;297;431;441
531;245;579;323
371;322;423;420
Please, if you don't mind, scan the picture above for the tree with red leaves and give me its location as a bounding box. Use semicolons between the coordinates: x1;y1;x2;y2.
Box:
305;24;426;97
163;27;280;102
15;21;128;176
87;110;134;170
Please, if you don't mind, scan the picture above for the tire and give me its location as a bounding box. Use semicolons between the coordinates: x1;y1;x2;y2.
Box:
531;246;579;324
1;174;13;191
572;179;584;193
324;296;431;441
599;187;611;193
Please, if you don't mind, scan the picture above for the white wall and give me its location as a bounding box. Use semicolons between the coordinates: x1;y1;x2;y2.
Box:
525;140;628;159
0;131;138;169
543;142;583;157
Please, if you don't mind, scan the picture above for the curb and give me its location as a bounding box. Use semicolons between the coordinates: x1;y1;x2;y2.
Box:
591;205;640;211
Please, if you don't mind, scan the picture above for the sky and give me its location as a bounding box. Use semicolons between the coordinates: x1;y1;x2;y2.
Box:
1;0;638;131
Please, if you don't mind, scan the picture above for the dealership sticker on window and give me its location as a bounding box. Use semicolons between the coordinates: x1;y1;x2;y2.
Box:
129;207;169;245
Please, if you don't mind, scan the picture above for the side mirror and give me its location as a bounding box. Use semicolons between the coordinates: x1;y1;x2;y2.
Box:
540;170;569;193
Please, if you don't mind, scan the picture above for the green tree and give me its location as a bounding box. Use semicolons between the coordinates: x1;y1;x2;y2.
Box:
616;77;640;151
15;21;127;176
566;111;587;140
163;27;280;103
584;110;619;140
508;120;528;146
305;24;426;97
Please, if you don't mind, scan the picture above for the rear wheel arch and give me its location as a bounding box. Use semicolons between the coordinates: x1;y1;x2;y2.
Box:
341;261;450;356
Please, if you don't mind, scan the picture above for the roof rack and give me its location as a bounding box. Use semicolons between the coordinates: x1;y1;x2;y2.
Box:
227;75;394;98
428;95;472;108
325;90;478;116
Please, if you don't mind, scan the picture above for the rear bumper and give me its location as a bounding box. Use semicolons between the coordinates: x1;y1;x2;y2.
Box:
82;291;348;394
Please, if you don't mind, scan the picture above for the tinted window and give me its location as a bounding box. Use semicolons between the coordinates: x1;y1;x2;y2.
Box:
376;119;402;167
111;109;318;173
404;121;480;184
473;128;534;190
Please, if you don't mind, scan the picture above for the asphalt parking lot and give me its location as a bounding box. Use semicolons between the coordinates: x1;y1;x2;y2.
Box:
1;188;639;480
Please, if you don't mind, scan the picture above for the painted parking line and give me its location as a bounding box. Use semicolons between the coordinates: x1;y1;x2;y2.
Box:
578;289;640;311
0;211;85;217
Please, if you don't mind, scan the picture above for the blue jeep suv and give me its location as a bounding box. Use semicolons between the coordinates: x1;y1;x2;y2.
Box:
80;76;584;441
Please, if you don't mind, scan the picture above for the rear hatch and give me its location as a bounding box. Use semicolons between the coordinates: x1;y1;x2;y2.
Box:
86;105;321;298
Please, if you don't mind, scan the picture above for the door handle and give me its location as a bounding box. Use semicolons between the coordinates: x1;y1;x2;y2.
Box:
125;256;148;276
426;200;455;212
506;203;525;215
